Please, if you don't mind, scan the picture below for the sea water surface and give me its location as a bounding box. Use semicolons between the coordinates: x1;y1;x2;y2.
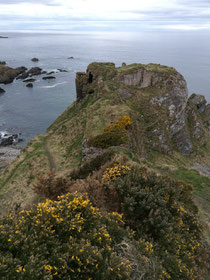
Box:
0;31;210;144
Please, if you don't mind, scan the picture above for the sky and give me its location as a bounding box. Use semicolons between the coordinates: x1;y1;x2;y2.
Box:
0;0;210;32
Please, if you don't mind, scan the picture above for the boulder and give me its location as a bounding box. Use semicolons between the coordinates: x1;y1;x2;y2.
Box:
16;72;29;80
15;66;27;76
28;67;42;76
0;87;5;93
23;78;36;83
0;131;22;146
42;76;56;80
26;83;33;88
0;65;27;84
47;71;56;75
31;58;39;62
0;136;14;146
58;69;68;72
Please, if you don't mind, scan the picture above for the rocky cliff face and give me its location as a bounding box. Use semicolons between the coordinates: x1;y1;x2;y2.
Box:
76;62;209;157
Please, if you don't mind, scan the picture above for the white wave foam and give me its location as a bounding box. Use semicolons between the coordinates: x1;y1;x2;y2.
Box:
40;81;68;89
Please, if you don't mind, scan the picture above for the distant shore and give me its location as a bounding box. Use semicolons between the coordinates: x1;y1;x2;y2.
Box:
0;36;8;39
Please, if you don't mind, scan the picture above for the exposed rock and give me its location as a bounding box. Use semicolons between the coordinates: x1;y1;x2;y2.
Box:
0;65;27;84
122;62;127;67
148;129;170;154
0;61;6;65
0;131;22;146
15;66;28;75
76;72;88;102
87;62;116;82
26;83;33;88
0;136;13;146
0;87;5;93
174;129;193;156
47;71;56;75
82;139;103;161
192;163;210;178
31;58;39;62
189;93;207;114
187;94;206;143
16;72;29;80
28;67;42;76
58;69;68;72
76;63;116;102
23;78;36;83
121;68;158;88
75;62;210;157
42;76;56;80
16;67;42;80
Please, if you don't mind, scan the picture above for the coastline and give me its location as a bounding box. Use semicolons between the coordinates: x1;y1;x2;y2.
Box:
0;146;21;168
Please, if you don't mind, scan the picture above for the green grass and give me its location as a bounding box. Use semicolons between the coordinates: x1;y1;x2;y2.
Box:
110;146;141;163
168;168;210;201
117;63;177;76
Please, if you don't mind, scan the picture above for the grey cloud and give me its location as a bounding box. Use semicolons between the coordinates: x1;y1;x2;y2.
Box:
0;0;60;5
0;0;210;31
177;0;210;7
127;0;210;26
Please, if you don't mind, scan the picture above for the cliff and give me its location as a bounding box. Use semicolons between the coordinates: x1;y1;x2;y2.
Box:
0;62;209;279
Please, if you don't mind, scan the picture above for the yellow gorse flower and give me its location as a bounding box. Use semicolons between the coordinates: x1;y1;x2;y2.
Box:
103;161;131;182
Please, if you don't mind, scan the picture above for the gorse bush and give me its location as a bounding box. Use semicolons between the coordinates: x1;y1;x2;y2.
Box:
0;193;132;280
104;166;207;280
88;115;132;149
0;191;169;280
103;161;131;182
88;130;128;149
0;162;207;279
104;115;132;133
70;150;115;180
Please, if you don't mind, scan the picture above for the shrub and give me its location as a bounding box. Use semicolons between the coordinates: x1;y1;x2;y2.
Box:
103;161;131;182
104;115;132;133
70;150;115;180
104;166;207;280
88;115;132;149
88;130;128;149
0;193;131;280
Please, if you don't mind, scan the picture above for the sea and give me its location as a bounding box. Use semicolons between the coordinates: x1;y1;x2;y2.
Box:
0;31;210;145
